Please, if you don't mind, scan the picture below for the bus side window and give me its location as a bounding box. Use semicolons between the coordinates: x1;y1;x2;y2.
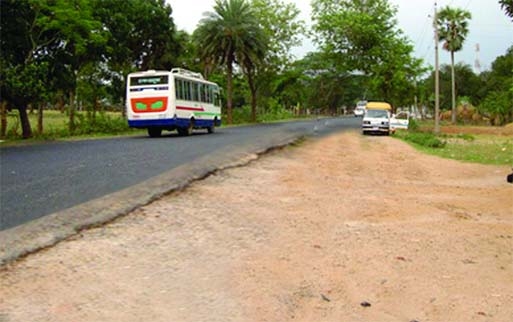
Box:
201;84;207;103
185;81;191;101
175;78;182;100
208;85;213;104
213;88;220;107
198;83;204;103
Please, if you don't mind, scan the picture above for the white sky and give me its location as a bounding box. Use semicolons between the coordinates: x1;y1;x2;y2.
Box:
168;0;513;72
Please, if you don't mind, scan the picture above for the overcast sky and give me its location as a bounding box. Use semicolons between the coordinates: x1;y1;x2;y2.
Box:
168;0;513;73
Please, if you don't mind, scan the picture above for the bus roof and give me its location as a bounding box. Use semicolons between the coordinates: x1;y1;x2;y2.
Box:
366;101;391;110
128;68;218;85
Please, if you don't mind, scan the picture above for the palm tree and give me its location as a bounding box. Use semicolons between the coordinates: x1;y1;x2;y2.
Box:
437;6;471;124
238;28;267;122
499;0;513;20
194;0;267;124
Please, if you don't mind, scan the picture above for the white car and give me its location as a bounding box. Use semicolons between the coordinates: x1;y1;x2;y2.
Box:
353;101;367;117
362;109;391;135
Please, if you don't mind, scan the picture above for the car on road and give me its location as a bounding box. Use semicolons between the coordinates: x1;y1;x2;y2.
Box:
353;101;367;117
361;101;391;135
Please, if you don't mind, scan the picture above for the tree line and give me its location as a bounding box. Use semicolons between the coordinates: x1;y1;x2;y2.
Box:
1;0;512;139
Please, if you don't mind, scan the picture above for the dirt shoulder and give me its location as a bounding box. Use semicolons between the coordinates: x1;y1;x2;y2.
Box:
1;131;512;322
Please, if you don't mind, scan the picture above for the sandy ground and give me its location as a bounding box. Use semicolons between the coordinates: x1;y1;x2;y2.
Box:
1;131;512;322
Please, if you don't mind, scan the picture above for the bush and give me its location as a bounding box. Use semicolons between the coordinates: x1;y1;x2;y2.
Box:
403;132;446;148
408;118;419;131
230;104;295;124
74;113;130;135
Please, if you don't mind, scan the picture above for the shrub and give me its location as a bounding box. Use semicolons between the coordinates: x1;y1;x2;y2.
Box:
408;118;419;131
403;132;446;148
74;113;130;135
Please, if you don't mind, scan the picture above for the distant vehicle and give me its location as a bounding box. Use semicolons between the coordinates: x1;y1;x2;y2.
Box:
361;101;391;135
126;68;222;137
390;111;410;132
353;100;367;117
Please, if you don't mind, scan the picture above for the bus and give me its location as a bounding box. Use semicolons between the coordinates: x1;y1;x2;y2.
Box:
126;68;222;137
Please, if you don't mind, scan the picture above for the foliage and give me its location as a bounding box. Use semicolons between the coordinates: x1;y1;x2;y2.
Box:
499;0;513;19
0;0;180;139
231;104;295;124
408;118;420;131
433;135;512;165
437;7;471;54
246;0;305;121
311;0;425;107
477;46;513;125
74;112;130;135
401;132;447;148
479;90;513;125
396;129;512;165
421;63;483;109
3;110;132;141
250;0;305;68
194;0;266;124
437;6;472;124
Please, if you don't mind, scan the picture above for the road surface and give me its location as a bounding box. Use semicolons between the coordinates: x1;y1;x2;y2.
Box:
0;117;359;230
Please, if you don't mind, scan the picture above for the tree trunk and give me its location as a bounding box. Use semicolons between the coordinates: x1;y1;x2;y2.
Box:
17;106;32;139
37;103;43;134
0;101;7;139
226;58;234;125
69;91;76;134
451;51;457;124
248;72;257;123
58;92;65;113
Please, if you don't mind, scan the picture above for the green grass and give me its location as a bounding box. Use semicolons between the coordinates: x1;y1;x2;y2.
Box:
430;135;512;165
393;129;513;166
2;110;141;144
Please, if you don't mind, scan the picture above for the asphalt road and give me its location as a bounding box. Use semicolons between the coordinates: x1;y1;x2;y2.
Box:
0;117;360;231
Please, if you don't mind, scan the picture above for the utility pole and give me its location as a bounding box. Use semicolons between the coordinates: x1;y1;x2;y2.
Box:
433;1;440;134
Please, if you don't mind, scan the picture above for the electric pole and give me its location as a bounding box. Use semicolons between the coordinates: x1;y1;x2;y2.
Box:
433;1;440;134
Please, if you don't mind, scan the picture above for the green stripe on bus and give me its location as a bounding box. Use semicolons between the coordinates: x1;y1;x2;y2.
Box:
195;112;221;117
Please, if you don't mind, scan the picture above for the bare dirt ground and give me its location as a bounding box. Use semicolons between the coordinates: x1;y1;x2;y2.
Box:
1;131;512;322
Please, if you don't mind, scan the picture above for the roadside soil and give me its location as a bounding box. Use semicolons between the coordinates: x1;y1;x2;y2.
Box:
1;131;512;322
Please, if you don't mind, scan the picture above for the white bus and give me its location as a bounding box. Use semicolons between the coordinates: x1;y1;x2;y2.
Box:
126;68;222;137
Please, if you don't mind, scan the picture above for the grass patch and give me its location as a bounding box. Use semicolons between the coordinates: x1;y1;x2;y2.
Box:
430;135;512;165
393;124;513;165
2;110;141;144
401;131;447;148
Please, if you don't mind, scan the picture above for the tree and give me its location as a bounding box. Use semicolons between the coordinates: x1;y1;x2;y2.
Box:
437;6;471;124
499;0;513;20
240;0;305;121
478;46;513;125
92;0;179;109
0;0;52;138
311;0;424;108
194;0;266;124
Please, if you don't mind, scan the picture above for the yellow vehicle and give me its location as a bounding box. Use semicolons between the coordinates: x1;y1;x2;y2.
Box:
366;101;391;110
362;101;392;135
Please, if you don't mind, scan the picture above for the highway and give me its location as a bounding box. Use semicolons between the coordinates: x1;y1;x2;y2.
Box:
0;117;360;231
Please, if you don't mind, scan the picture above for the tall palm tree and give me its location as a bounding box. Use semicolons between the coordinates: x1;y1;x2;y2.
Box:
238;27;267;122
437;6;471;124
499;0;513;20
194;0;267;124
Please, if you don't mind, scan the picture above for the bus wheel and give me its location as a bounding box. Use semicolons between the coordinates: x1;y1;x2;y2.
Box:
148;128;162;137
178;120;193;136
207;123;215;134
